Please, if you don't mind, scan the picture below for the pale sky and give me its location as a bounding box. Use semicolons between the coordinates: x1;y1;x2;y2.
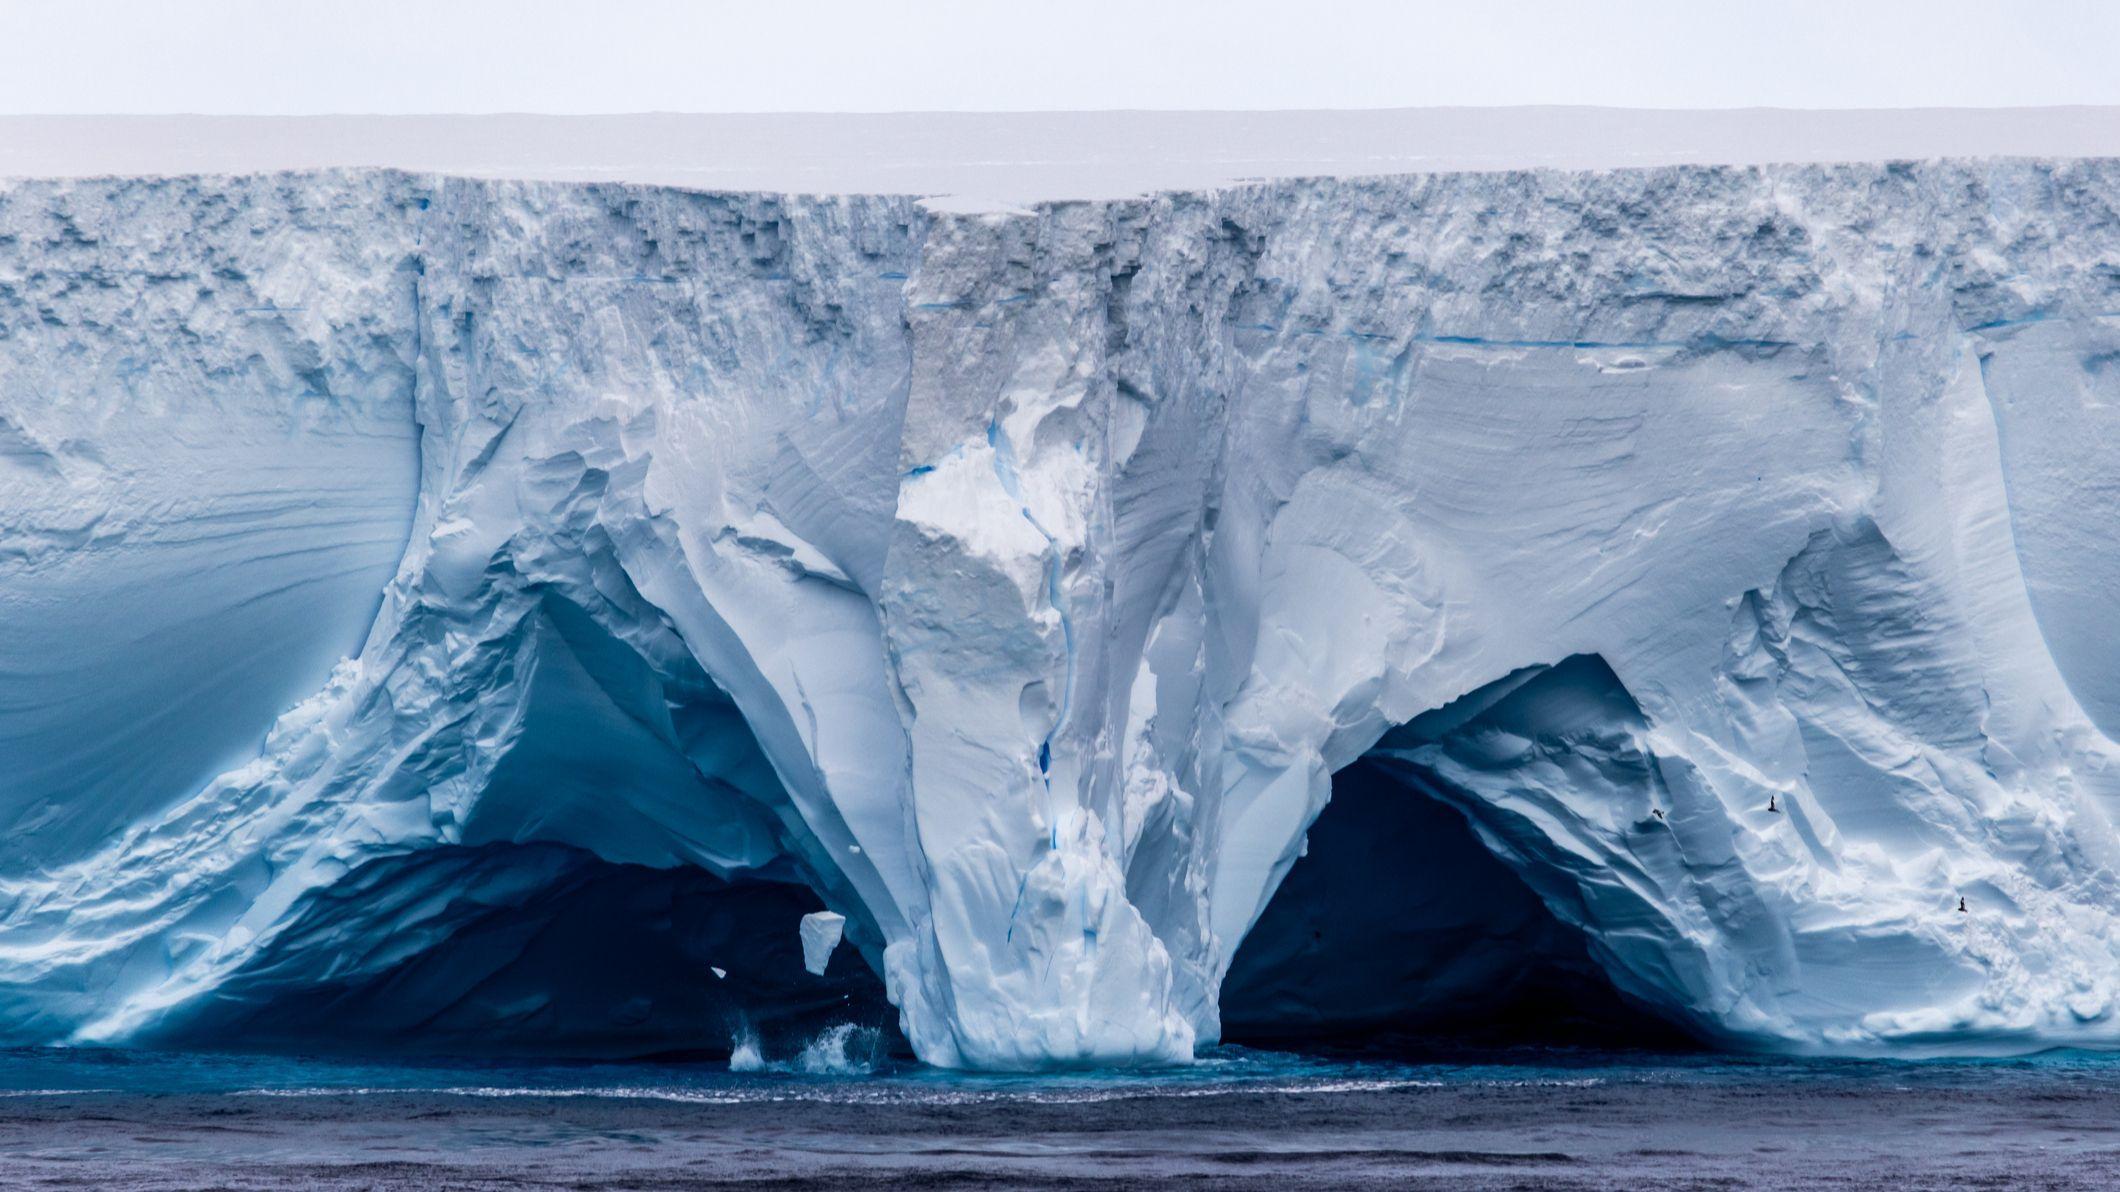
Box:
2;0;2117;114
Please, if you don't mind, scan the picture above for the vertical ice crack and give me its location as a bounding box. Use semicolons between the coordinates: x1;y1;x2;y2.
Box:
986;416;1077;851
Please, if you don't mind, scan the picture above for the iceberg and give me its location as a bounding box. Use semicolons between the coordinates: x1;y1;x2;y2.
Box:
5;114;2120;1069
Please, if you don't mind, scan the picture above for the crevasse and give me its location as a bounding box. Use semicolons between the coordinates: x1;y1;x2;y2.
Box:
5;161;2120;1068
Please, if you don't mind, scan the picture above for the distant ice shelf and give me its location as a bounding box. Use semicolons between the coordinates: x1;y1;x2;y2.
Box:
7;107;2120;208
5;129;2120;1068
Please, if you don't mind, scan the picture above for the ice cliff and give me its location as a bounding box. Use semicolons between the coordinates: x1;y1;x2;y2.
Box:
5;158;2120;1068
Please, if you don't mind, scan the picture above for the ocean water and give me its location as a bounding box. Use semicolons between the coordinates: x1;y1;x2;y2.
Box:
3;1039;2119;1188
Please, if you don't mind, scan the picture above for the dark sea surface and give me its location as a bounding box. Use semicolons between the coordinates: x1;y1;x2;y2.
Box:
2;1042;2118;1189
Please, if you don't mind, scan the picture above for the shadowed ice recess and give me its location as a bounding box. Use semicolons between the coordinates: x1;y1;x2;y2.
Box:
7;144;2120;1069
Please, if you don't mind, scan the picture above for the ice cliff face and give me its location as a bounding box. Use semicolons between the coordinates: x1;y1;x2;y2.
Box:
5;160;2120;1068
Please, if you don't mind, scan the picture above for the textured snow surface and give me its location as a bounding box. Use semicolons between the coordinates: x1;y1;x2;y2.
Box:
6;158;2120;1068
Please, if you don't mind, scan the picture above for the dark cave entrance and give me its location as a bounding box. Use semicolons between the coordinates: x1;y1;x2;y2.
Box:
168;843;897;1060
1220;660;1696;1055
161;592;901;1062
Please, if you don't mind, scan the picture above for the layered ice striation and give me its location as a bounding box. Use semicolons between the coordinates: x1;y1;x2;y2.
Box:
5;159;2120;1068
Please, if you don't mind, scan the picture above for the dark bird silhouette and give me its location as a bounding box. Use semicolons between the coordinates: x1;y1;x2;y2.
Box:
1651;808;1665;821
1958;897;1968;913
1768;794;1779;814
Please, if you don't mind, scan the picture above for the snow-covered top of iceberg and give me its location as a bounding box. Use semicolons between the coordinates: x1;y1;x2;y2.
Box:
3;107;2119;208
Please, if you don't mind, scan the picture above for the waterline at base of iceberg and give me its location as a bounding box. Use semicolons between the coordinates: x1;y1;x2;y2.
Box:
3;1045;2120;1188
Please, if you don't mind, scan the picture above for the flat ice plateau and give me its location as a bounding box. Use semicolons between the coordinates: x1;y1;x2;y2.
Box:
9;108;2120;206
6;110;2120;1069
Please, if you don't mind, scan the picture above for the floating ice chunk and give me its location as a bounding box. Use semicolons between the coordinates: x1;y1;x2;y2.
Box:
799;912;846;977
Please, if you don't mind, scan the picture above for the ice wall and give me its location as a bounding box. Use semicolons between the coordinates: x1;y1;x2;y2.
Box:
4;160;2120;1067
